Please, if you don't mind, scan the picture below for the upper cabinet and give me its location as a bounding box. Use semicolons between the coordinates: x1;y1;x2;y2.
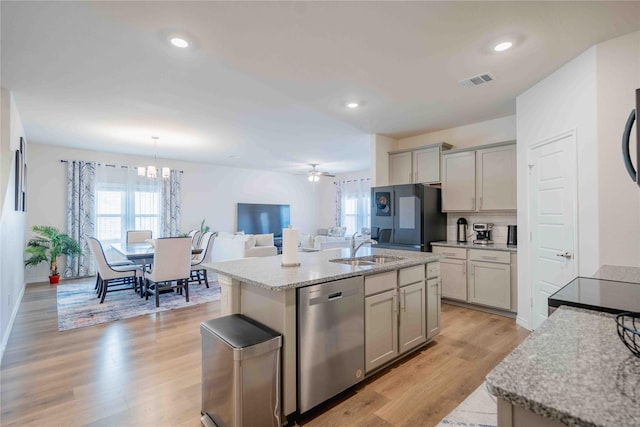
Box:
442;142;516;212
389;143;452;185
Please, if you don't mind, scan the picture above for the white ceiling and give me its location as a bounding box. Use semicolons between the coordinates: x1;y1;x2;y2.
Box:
2;1;639;174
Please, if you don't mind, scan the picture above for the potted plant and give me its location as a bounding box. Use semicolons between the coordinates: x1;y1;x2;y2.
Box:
24;225;82;285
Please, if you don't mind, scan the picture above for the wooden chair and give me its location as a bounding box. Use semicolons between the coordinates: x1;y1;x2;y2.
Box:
87;237;141;303
126;230;152;243
189;232;215;287
143;237;192;307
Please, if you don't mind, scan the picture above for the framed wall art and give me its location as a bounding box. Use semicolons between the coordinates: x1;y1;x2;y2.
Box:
375;191;391;216
14;136;27;211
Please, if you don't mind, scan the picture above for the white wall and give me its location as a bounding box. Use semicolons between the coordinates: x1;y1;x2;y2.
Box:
316;169;372;231
371;134;396;187
596;31;640;267
25;144;327;283
396;116;517;151
516;47;599;329
0;89;27;361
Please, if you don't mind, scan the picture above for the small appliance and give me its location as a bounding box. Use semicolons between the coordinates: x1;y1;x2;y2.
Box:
473;223;493;244
507;225;517;246
457;218;468;243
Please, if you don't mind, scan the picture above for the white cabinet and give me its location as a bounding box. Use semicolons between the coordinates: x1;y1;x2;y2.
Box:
365;289;399;372
364;263;440;373
442;151;476;211
442;142;516;212
433;246;516;312
476;144;517;211
467;250;511;310
389;143;451;185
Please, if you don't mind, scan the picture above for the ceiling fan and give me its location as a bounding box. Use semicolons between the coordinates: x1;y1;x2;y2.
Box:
298;163;335;182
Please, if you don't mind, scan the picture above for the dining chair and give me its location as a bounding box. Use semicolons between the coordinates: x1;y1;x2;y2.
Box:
127;230;152;244
188;229;201;247
189;232;215;287
87;237;141;303
143;237;192;307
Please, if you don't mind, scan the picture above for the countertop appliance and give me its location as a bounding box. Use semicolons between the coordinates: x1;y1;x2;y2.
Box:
473;223;493;244
457;218;468;243
622;88;639;188
548;276;640;316
297;276;364;414
370;184;446;252
507;225;517;246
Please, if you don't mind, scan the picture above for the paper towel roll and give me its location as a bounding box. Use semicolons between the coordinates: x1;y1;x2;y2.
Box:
282;226;300;266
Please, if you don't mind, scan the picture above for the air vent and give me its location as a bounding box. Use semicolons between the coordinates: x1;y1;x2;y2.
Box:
459;72;496;88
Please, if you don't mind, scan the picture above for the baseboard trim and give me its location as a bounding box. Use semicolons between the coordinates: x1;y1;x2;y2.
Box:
442;298;517;319
0;284;25;364
516;315;531;331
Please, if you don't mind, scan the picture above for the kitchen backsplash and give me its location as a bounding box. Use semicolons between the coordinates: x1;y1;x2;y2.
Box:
446;212;517;244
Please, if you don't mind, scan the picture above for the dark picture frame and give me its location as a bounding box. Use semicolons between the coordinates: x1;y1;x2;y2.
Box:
375;191;391;216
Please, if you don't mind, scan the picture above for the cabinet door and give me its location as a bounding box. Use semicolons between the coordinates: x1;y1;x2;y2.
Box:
442;151;476;211
365;290;399;372
389;152;413;185
440;258;467;301
398;281;427;354
476;145;516;210
427;278;441;339
468;260;511;310
413;146;440;184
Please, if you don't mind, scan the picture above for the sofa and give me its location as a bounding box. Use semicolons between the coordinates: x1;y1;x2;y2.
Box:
299;227;372;251
210;232;278;262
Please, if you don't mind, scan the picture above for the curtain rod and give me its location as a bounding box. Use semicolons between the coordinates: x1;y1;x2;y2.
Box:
60;160;183;173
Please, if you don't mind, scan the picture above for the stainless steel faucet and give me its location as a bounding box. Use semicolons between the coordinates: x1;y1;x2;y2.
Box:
350;232;378;258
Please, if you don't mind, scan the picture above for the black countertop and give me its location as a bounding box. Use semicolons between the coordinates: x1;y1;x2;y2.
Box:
548;276;640;314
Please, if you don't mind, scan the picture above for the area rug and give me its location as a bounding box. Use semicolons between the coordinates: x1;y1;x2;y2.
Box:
57;280;221;331
436;382;497;427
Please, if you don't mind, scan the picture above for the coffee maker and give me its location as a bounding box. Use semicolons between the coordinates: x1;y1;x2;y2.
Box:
473;223;494;244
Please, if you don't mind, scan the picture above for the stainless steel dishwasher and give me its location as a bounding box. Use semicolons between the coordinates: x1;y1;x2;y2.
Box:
297;276;365;413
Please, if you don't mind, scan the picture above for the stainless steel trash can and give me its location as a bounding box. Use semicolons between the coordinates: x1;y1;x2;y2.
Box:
200;314;282;427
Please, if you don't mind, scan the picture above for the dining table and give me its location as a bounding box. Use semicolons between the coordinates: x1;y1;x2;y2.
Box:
111;242;203;265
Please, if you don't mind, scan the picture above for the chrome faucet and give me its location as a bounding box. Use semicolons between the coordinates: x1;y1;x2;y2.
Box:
350;232;378;258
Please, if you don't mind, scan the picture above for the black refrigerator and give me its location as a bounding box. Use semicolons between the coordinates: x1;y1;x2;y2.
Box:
370;184;446;252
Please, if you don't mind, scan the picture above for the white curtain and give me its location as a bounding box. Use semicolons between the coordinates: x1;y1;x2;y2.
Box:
160;169;181;237
64;161;96;278
337;178;371;236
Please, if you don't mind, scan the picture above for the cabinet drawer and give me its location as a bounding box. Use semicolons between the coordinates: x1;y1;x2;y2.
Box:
433;246;467;260
468;249;510;264
426;262;440;279
399;265;425;287
365;271;397;296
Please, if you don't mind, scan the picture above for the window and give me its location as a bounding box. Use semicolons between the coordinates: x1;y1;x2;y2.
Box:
95;168;161;244
338;178;371;236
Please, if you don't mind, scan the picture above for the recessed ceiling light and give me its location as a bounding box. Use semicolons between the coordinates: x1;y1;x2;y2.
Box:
170;37;189;48
346;102;360;109
494;41;513;52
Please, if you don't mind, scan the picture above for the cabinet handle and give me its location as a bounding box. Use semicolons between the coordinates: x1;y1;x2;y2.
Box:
471;197;475;209
482;256;498;261
400;289;406;311
393;292;398;313
470;266;474;276
462;263;466;275
414;171;418;183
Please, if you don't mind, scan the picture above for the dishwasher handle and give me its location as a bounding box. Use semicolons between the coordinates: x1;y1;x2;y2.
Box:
307;286;359;306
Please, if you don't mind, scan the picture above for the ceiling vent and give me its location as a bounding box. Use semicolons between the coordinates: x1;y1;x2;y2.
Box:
459;72;496;88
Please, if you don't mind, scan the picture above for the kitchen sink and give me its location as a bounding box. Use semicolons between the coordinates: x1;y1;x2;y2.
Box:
329;255;405;266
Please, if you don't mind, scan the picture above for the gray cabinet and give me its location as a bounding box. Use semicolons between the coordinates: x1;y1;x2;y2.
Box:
389;143;451;185
440;258;467;301
442;151;476;211
398;281;426;353
365;289;399;372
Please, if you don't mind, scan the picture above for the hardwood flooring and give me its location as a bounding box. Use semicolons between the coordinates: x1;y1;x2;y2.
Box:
1;278;529;427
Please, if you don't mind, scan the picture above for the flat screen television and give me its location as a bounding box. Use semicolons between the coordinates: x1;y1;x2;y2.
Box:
237;203;290;238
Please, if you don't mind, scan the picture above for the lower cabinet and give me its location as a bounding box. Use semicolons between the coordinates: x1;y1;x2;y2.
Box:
433;246;516;312
364;263;440;374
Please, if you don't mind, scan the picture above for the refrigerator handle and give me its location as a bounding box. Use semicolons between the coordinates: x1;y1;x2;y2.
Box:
622;108;637;182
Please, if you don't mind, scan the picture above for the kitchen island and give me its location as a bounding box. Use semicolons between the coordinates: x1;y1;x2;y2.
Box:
203;247;440;419
486;306;640;427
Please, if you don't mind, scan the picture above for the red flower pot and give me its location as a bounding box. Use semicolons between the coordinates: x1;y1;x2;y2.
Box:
49;275;60;285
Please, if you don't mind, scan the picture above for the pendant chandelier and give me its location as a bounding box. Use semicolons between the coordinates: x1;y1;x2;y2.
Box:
137;136;170;179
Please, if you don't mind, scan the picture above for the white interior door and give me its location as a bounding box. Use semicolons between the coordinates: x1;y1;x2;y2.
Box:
528;131;578;329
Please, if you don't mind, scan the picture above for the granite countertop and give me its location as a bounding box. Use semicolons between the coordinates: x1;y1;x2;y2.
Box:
486;306;640;427
431;240;517;252
593;265;640;284
202;247;439;291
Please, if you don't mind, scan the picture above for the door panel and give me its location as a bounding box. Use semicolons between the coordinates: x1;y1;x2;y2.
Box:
393;185;421;246
365;290;399;372
529;132;578;329
398;282;426;353
442;151;476;211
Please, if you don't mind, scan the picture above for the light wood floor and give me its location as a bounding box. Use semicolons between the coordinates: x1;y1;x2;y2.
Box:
1;278;529;427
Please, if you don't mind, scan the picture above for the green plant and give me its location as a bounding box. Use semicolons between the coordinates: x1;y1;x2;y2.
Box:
200;219;210;235
24;225;82;277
